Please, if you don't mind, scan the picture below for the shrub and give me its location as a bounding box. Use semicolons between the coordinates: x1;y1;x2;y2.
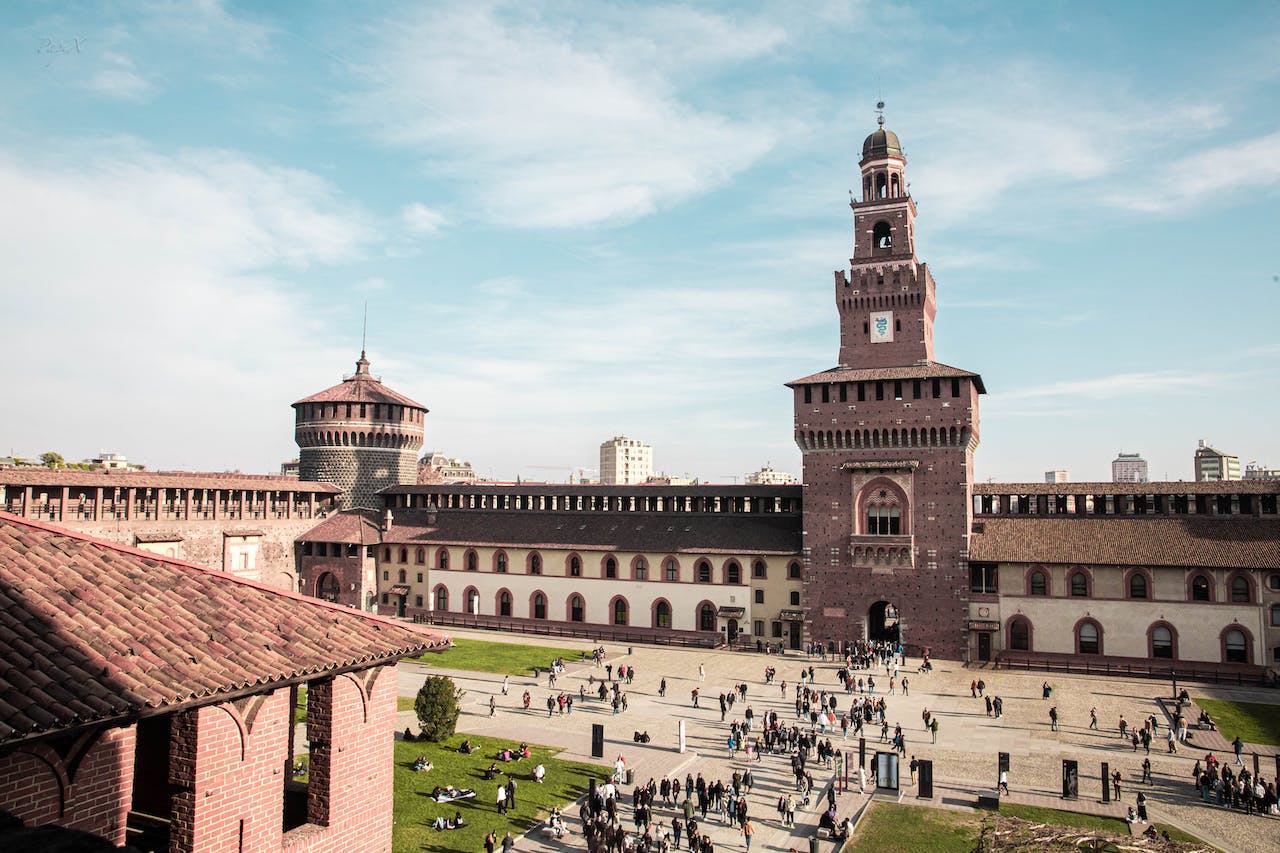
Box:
415;675;465;741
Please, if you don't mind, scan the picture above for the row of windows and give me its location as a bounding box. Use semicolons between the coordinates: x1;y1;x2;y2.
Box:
801;377;962;405
975;492;1279;517
1005;617;1254;664
970;566;1263;603
399;588;724;630
382;547;801;583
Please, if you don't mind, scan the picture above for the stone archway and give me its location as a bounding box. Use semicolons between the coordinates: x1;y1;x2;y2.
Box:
868;600;900;644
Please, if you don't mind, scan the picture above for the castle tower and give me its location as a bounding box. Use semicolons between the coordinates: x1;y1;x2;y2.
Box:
293;352;427;510
787;111;985;661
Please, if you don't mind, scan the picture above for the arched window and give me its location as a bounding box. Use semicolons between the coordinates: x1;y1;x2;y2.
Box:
1151;625;1174;659
787;562;802;580
1191;574;1211;601
495;552;508;573
399;548;408;563
569;595;584;622
665;558;679;582
434;586;448;611
726;562;741;584
1070;572;1089;597
699;604;716;631
317;572;339;603
417;548;427;565
466;550;478;571
1128;573;1148;599
398;569;406;583
529;553;542;575
613;598;629;626
569;555;582;577
696;560;711;583
532;593;546;620
1029;571;1048;596
654;600;671;629
865;505;902;535
634;558;648;581
1224;629;1248;663
752;560;766;579
466;588;479;614
1009;618;1031;651
605;557;618;579
1077;620;1101;655
498;591;512;617
1230;576;1251;603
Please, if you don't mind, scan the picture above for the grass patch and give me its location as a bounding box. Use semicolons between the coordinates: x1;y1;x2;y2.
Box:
846;802;981;852
999;803;1129;835
1195;698;1280;746
294;686;307;725
392;732;607;853
407;638;585;675
1157;823;1213;846
397;696;416;713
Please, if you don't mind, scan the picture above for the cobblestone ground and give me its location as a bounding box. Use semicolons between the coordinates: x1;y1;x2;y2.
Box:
396;631;1280;853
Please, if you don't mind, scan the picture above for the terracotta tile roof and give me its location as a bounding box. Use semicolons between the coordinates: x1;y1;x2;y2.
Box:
293;375;426;410
787;361;986;393
0;512;448;747
975;480;1280;496
0;469;341;493
296;509;382;544
383;510;802;556
968;516;1280;569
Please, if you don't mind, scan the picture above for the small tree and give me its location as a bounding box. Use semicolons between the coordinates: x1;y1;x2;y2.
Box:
415;675;464;741
40;451;65;468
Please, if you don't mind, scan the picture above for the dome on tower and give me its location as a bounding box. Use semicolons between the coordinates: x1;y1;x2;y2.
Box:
861;127;903;160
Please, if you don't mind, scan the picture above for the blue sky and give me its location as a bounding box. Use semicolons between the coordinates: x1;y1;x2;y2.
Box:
2;1;1277;483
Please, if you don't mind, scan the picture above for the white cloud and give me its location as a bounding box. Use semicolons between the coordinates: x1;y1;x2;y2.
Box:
84;51;153;100
1108;131;1280;213
0;142;373;471
342;4;781;227
401;202;448;235
993;370;1223;403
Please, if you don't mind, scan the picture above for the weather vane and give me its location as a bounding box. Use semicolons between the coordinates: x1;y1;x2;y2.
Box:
876;99;885;128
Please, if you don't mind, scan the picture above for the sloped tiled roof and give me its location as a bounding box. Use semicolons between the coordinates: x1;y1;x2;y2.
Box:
383;510;802;556
0;469;340;493
297;509;381;544
293;355;426;410
0;513;447;746
969;516;1280;569
787;361;986;393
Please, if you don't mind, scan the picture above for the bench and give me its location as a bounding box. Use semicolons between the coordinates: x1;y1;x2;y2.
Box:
976;792;1000;810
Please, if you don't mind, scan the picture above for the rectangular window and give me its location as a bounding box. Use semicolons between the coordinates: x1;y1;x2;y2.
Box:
893;380;903;400
969;564;998;594
754;589;764;604
839;384;848;402
912;380;921;399
857;383;866;402
932;379;941;398
754;620;764;636
772;621;783;638
951;378;961;397
875;382;884;401
381;593;388;604
416;572;423;583
821;385;830;403
803;386;812;404
302;542;313;556
414;595;423;607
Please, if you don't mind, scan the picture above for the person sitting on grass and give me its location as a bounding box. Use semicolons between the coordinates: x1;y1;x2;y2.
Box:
431;811;466;830
412;756;432;771
532;763;546;783
459;739;475;754
483;762;501;780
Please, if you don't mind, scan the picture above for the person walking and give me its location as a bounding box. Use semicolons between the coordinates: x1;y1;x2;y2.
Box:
699;663;705;682
1049;706;1059;732
496;783;508;814
742;818;755;851
930;717;939;743
1089;707;1098;730
1111;770;1122;801
999;769;1009;796
1233;735;1245;766
502;675;509;695
489;695;496;718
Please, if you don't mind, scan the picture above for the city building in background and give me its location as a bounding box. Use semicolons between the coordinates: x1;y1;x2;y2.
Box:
1196;440;1241;481
599;436;653;485
1044;470;1069;483
418;451;480;484
1111;452;1149;483
1244;463;1280;481
746;465;800;485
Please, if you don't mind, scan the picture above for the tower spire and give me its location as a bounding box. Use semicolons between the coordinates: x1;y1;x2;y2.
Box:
361;300;368;359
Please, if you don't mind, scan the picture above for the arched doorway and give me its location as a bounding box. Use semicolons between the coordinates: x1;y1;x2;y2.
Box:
317;572;339;603
868;600;899;644
727;618;739;644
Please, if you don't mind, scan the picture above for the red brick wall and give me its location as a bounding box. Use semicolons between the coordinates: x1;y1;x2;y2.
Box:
165;664;398;853
0;726;135;846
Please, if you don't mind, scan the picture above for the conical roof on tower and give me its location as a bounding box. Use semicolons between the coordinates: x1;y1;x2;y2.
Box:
293;352;427;411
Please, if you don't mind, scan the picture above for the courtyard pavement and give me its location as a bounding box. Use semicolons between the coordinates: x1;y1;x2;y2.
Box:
395;630;1280;853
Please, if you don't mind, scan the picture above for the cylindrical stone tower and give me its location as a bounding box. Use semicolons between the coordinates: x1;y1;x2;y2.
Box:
293;352;427;509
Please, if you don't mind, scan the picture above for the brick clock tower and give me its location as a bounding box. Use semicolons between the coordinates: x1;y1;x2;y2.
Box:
788;112;985;660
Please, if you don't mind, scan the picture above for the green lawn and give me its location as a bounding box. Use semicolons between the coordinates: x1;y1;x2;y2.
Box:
294;686;307;725
999;804;1129;835
846;803;981;852
397;696;416;712
392;732;607;853
1195;698;1280;746
407;638;585;675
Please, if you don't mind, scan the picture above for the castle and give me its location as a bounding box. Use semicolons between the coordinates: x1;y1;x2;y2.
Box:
3;119;1276;680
